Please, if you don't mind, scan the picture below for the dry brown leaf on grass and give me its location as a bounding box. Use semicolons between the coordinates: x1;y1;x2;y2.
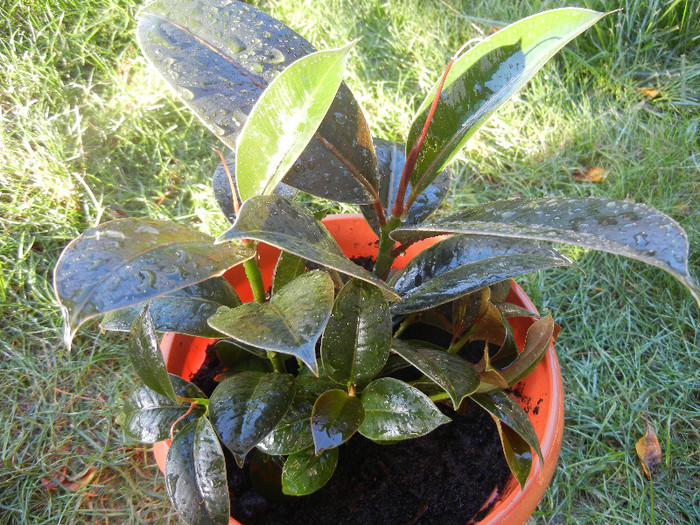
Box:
572;167;608;183
635;421;662;479
637;87;660;99
41;466;98;492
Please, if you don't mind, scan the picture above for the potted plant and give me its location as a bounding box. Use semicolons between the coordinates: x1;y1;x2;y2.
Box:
53;1;699;524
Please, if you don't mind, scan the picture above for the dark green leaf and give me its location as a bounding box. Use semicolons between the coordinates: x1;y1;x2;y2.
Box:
137;0;377;204
119;375;206;444
311;389;364;454
391;198;700;306
391;339;479;407
451;287;490;339
489;315;519;370
217;195;399;300
495;419;533;489
359;378;450;442
208;270;334;374
407;8;605;194
391;234;571;313
54;218;254;347
209;371;295;466
214;339;266;366
165;418;229;525
272;251;307;295
282;447;339;496
499;314;554;387
101;277;240;338
236;43;354;201
321;279;391;387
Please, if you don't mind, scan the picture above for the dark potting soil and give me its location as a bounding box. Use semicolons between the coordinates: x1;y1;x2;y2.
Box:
190;344;511;525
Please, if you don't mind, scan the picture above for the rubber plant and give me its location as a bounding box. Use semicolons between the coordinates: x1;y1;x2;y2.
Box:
53;1;699;524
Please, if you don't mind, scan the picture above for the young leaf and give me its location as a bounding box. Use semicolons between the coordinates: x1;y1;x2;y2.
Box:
321;279;392;387
391;198;700;307
282;447;339;496
54;218;254;347
406;8;605;195
208;271;334;374
494;419;533;489
165;418;230;525
359;378;450;442
127;306;177;403
209;372;295;467
311;389;365;454
236;43;354;202
498;314;555;386
390;339;479;407
118;375;206;444
272;251;307;295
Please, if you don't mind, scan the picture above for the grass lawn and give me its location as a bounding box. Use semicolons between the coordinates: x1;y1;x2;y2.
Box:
1;0;698;523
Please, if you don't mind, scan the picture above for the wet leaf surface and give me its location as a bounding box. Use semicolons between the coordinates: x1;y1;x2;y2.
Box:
392;198;700;306
208;270;334;374
359;377;450;442
100;277;240;338
282;447;339;496
165;418;230;525
498;314;554;387
54;218;254;346
272;251;306;296
217;195;399;300
311;389;364;454
494;419;532;489
118;375;206;443
209;371;295;467
321;279;392;387
636;420;662;480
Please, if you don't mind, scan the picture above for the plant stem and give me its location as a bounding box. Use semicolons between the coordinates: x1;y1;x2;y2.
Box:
393;313;418;338
267;351;287;374
429;392;450;403
243;256;266;304
447;327;475;355
373;215;402;279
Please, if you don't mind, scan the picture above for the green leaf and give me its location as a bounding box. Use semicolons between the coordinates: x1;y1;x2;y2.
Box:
165;418;230;525
494;419;533;489
272;251;307;295
391;234;571;314
100;277;240;338
391;198;700;307
257;376;337;456
282;447;339;496
209;371;295;467
54;218;254;348
119;375;206;444
359;378;450;442
321;279;391;387
236;43;354;201
311;389;365;454
407;8;605;194
217;195;399;300
208;270;334;374
390;339;479;407
249;450;285;501
137;0;377;204
499;314;554;387
471;391;542;465
127;306;178;403
451;287;490;339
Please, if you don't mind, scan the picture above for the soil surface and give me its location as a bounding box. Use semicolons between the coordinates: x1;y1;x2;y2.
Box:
191;345;511;525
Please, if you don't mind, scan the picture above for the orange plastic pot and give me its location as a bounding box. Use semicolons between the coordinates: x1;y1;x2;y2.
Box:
153;214;564;525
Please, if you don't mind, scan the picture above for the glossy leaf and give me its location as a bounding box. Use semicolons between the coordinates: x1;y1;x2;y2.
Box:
391;234;572;313
258;376;337;455
360;139;450;233
282;447;339;496
499;314;554;387
391;339;479;407
101;277;240;338
165;418;229;525
471;391;542;465
489;280;512;303
272;251;306;296
496;302;538;319
137;0;377;204
494;419;533;489
236;43;354;201
217;195;399;300
359;378;450;442
451;287;490;339
391;198;700;306
118;375;206;443
406;8;605;195
311;389;365;454
321;279;392;387
127;306;177;402
54;218;254;347
209;371;295;467
208;270;334;374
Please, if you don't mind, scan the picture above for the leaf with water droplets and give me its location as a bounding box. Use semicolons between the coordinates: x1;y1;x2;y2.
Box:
137;0;377;204
392;198;700;307
311;389;364;454
100;277;241;338
493;418;533;489
165;418;230;525
209;371;295;467
217;195;399;300
53;218;254;348
208;271;334;374
282;447;338;496
406;8;605;195
272;252;306;296
391;234;572;314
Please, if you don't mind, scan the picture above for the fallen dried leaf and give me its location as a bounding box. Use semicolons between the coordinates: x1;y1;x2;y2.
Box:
572;167;608;183
635;421;662;479
637;87;660;99
673;202;692;217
